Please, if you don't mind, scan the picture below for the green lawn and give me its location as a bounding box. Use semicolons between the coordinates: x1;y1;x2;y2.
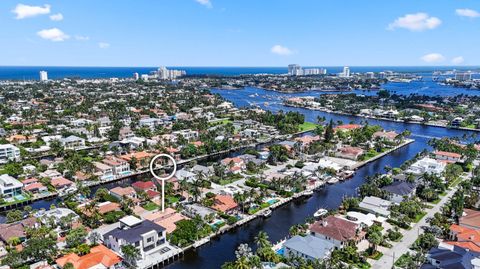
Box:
143;202;159;211
208;118;232;127
167;196;180;204
413;211;427;223
298;122;317;132
448;177;463;188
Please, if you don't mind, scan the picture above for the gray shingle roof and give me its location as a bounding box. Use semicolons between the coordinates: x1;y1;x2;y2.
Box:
104;220;165;244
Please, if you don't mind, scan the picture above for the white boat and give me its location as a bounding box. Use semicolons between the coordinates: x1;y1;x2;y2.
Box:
314;208;328;218
327;177;339;184
303;190;314;196
262;209;272;218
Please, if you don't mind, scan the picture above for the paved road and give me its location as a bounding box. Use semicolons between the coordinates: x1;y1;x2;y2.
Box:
372;176;464;269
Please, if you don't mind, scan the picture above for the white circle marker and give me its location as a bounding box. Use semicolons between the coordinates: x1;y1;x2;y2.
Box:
149;154;177;212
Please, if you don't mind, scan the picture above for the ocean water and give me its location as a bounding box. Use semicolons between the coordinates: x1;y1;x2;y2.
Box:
0;66;479;80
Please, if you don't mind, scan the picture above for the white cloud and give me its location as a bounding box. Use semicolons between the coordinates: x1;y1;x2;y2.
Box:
271;45;294;56
388;13;441;31
37;28;69;42
452;56;465;65
98;42;110;49
195;0;212;8
456;8;480;18
420;53;445;63
12;4;51;19
74;35;90;41
50;13;63;21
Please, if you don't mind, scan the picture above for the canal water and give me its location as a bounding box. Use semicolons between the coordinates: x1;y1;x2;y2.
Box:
166;85;479;269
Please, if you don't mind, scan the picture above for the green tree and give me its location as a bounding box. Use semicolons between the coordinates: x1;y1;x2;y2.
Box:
121;244;140;268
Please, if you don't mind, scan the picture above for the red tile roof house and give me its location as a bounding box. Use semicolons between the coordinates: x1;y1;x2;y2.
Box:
372;131;399;142
221;157;245;174
294;135;321;149
460;209;480;230
445;224;480;252
211;195;239;214
434;151;462;163
334;124;362;132
335;146;364;160
50;177;74;190
309;216;363;248
132;180;157;193
56;244;122;269
109;186;137;201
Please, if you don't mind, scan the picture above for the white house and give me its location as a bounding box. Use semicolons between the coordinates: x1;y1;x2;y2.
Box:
60;135;86;150
0;144;21;164
407;157;446;175
103;216;167;260
0;174;22;198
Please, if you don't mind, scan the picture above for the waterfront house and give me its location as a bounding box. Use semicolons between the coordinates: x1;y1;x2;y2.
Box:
334;124;362;132
211;195;238;214
283;235;335;261
406;157;446;175
50;177;74;191
93;161;114;181
172;129;199;141
381;181;416;204
144;208;188;234
0;144;21;164
434;151;462;163
60;135;85;150
103;216;167;260
56;244;122;269
373;131;399;142
119;151;153;168
132;181;157;193
183;203;217;220
335;146;364;160
110;186;137;201
102;156;131;178
220;157;245;173
0;174;23;198
309;216;362;248
358;196;392;217
139;117;162;131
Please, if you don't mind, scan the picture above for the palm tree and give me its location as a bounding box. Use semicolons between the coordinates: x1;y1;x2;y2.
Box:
254;231;270;249
121;244;140;268
233;256;250;269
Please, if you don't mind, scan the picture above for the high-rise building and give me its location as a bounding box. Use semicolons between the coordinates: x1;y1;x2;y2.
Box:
288;64;303;76
39;71;48;81
341;67;350;78
133;72;139;80
157;66;186;80
455;71;472;81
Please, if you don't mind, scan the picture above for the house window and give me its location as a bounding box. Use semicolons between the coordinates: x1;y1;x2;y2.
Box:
147;237;153;243
135;241;140;247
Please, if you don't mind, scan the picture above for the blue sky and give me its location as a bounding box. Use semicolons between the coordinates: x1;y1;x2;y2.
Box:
1;0;479;67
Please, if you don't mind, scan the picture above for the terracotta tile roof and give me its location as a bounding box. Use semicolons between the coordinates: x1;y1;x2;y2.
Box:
309;216;358;242
211;195;238;213
434;151;462;159
449;224;480;250
132;181;156;190
146;189;160;199
24;182;46;192
97;202;121;215
110;186;136;197
56;244;122;269
119;151;153;161
445;241;480;252
144;208;188;233
334;124;361;131
22;177;39;185
460;209;480;230
50;177;73;187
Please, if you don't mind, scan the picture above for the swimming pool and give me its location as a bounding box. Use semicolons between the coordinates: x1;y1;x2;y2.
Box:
266;198;279;205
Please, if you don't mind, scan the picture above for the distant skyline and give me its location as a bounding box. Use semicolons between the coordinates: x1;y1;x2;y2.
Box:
1;0;479;67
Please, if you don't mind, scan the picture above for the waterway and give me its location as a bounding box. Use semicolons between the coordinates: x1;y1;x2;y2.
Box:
165;85;479;269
